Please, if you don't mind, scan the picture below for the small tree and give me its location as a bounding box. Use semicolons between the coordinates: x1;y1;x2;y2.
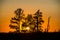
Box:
22;14;33;32
46;16;51;32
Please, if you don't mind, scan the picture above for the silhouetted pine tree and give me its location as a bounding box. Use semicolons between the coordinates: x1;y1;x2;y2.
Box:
9;8;24;33
33;10;44;32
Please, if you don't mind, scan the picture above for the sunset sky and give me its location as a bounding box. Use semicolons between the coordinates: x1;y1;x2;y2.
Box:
0;0;60;32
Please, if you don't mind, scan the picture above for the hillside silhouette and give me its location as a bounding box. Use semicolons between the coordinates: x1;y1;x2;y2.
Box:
0;32;60;40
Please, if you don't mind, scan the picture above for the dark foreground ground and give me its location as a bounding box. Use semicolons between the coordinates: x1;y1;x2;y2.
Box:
0;32;60;40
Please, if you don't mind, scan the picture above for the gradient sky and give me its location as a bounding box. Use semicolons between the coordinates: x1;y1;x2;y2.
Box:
0;0;60;32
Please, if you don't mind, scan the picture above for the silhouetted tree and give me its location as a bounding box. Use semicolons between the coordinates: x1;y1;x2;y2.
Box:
46;16;51;32
33;10;44;32
9;8;24;33
22;14;33;32
26;14;34;32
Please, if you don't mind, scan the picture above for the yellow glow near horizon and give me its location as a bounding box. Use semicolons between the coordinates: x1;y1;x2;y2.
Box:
20;21;22;32
26;27;30;31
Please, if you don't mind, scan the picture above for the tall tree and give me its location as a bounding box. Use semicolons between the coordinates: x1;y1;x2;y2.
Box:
33;10;44;32
9;8;24;33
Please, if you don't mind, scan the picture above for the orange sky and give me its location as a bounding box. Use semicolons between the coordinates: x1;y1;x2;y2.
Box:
0;0;60;32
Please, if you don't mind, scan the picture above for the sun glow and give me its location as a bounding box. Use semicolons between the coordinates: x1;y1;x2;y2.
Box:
26;27;30;31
